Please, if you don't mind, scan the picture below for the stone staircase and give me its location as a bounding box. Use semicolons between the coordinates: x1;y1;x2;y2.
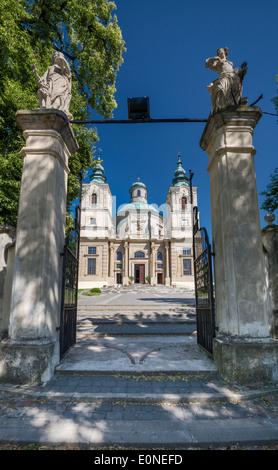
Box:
76;305;197;338
55;302;217;376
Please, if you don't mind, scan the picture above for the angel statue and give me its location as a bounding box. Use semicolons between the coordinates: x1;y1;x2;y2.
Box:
205;48;247;110
32;51;73;120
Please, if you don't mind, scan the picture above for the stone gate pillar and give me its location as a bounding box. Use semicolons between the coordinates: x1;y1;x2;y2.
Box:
200;106;278;384
0;109;79;384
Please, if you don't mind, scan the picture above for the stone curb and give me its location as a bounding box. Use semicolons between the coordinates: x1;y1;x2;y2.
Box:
1;384;278;404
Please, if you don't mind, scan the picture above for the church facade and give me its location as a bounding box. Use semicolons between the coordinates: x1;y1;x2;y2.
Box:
78;154;199;289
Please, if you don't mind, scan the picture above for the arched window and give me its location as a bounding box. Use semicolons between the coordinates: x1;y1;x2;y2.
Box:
181;196;187;210
135;251;145;258
91;193;97;205
137;190;141;196
157;251;163;261
117;251;122;261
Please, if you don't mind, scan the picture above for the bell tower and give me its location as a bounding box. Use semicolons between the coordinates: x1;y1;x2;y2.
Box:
80;155;114;239
166;154;197;239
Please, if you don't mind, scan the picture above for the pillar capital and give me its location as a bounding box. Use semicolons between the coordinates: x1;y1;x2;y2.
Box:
200;106;262;173
16;108;78;155
200;106;262;153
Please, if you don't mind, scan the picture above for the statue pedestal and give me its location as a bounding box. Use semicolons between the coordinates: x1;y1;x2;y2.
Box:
200;106;278;384
0;109;78;384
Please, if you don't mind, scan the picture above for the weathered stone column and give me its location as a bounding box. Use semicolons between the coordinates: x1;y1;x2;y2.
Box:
200;106;278;384
0;109;79;384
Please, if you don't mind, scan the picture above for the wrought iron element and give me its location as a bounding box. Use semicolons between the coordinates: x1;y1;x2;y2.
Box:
193;206;216;355
59;233;79;359
59;172;83;359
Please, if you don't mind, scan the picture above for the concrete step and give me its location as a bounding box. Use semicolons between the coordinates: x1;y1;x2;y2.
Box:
39;372;276;405
78;304;195;311
77;316;196;324
77;325;196;337
77;316;197;337
77;307;196;319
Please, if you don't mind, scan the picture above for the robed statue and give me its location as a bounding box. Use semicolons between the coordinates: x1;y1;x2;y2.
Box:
205;48;247;109
32;51;73;120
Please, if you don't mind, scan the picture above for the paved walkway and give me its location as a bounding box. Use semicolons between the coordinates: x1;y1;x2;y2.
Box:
0;285;278;450
0;375;278;449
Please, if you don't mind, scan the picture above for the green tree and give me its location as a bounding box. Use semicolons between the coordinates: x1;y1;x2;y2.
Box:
260;75;278;215
260;167;278;214
0;0;125;227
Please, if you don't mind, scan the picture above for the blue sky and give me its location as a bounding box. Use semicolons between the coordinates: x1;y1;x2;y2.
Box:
84;0;278;240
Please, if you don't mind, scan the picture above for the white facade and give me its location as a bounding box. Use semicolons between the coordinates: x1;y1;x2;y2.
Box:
79;154;199;289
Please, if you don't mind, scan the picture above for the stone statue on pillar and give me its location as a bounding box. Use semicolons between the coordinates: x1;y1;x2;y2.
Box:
205;47;248;109
32;51;73;120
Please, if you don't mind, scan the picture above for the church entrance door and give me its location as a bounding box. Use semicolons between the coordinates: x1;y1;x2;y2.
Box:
135;264;145;283
157;273;163;284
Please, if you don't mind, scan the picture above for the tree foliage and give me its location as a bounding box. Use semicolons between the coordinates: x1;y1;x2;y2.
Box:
260;167;278;214
260;76;278;214
0;0;125;226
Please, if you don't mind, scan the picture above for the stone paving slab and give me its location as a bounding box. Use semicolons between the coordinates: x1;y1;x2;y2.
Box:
0;382;278;448
78;285;196;308
55;336;216;375
2;286;278;449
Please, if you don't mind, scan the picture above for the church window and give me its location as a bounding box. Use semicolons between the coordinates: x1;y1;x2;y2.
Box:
91;193;97;204
181;197;187;210
87;258;96;275
157;263;163;269
157;251;163;261
116;264;123;269
90;218;96;225
183;259;191;275
117;251;122;261
183;248;191;255
88;247;96;254
135;251;145;258
137;190;141;196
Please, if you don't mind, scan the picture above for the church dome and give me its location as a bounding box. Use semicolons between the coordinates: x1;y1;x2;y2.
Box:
117;178;158;215
129;181;147;194
117;201;159;214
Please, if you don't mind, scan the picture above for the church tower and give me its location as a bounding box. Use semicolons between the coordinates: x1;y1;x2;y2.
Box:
166;154;197;238
80;155;114;239
79;155;114;288
166;154;198;286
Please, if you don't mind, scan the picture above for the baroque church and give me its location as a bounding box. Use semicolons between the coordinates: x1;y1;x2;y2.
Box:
78;154;198;288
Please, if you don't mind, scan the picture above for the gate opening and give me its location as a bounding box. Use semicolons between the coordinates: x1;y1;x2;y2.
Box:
193;206;216;355
59;174;82;360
